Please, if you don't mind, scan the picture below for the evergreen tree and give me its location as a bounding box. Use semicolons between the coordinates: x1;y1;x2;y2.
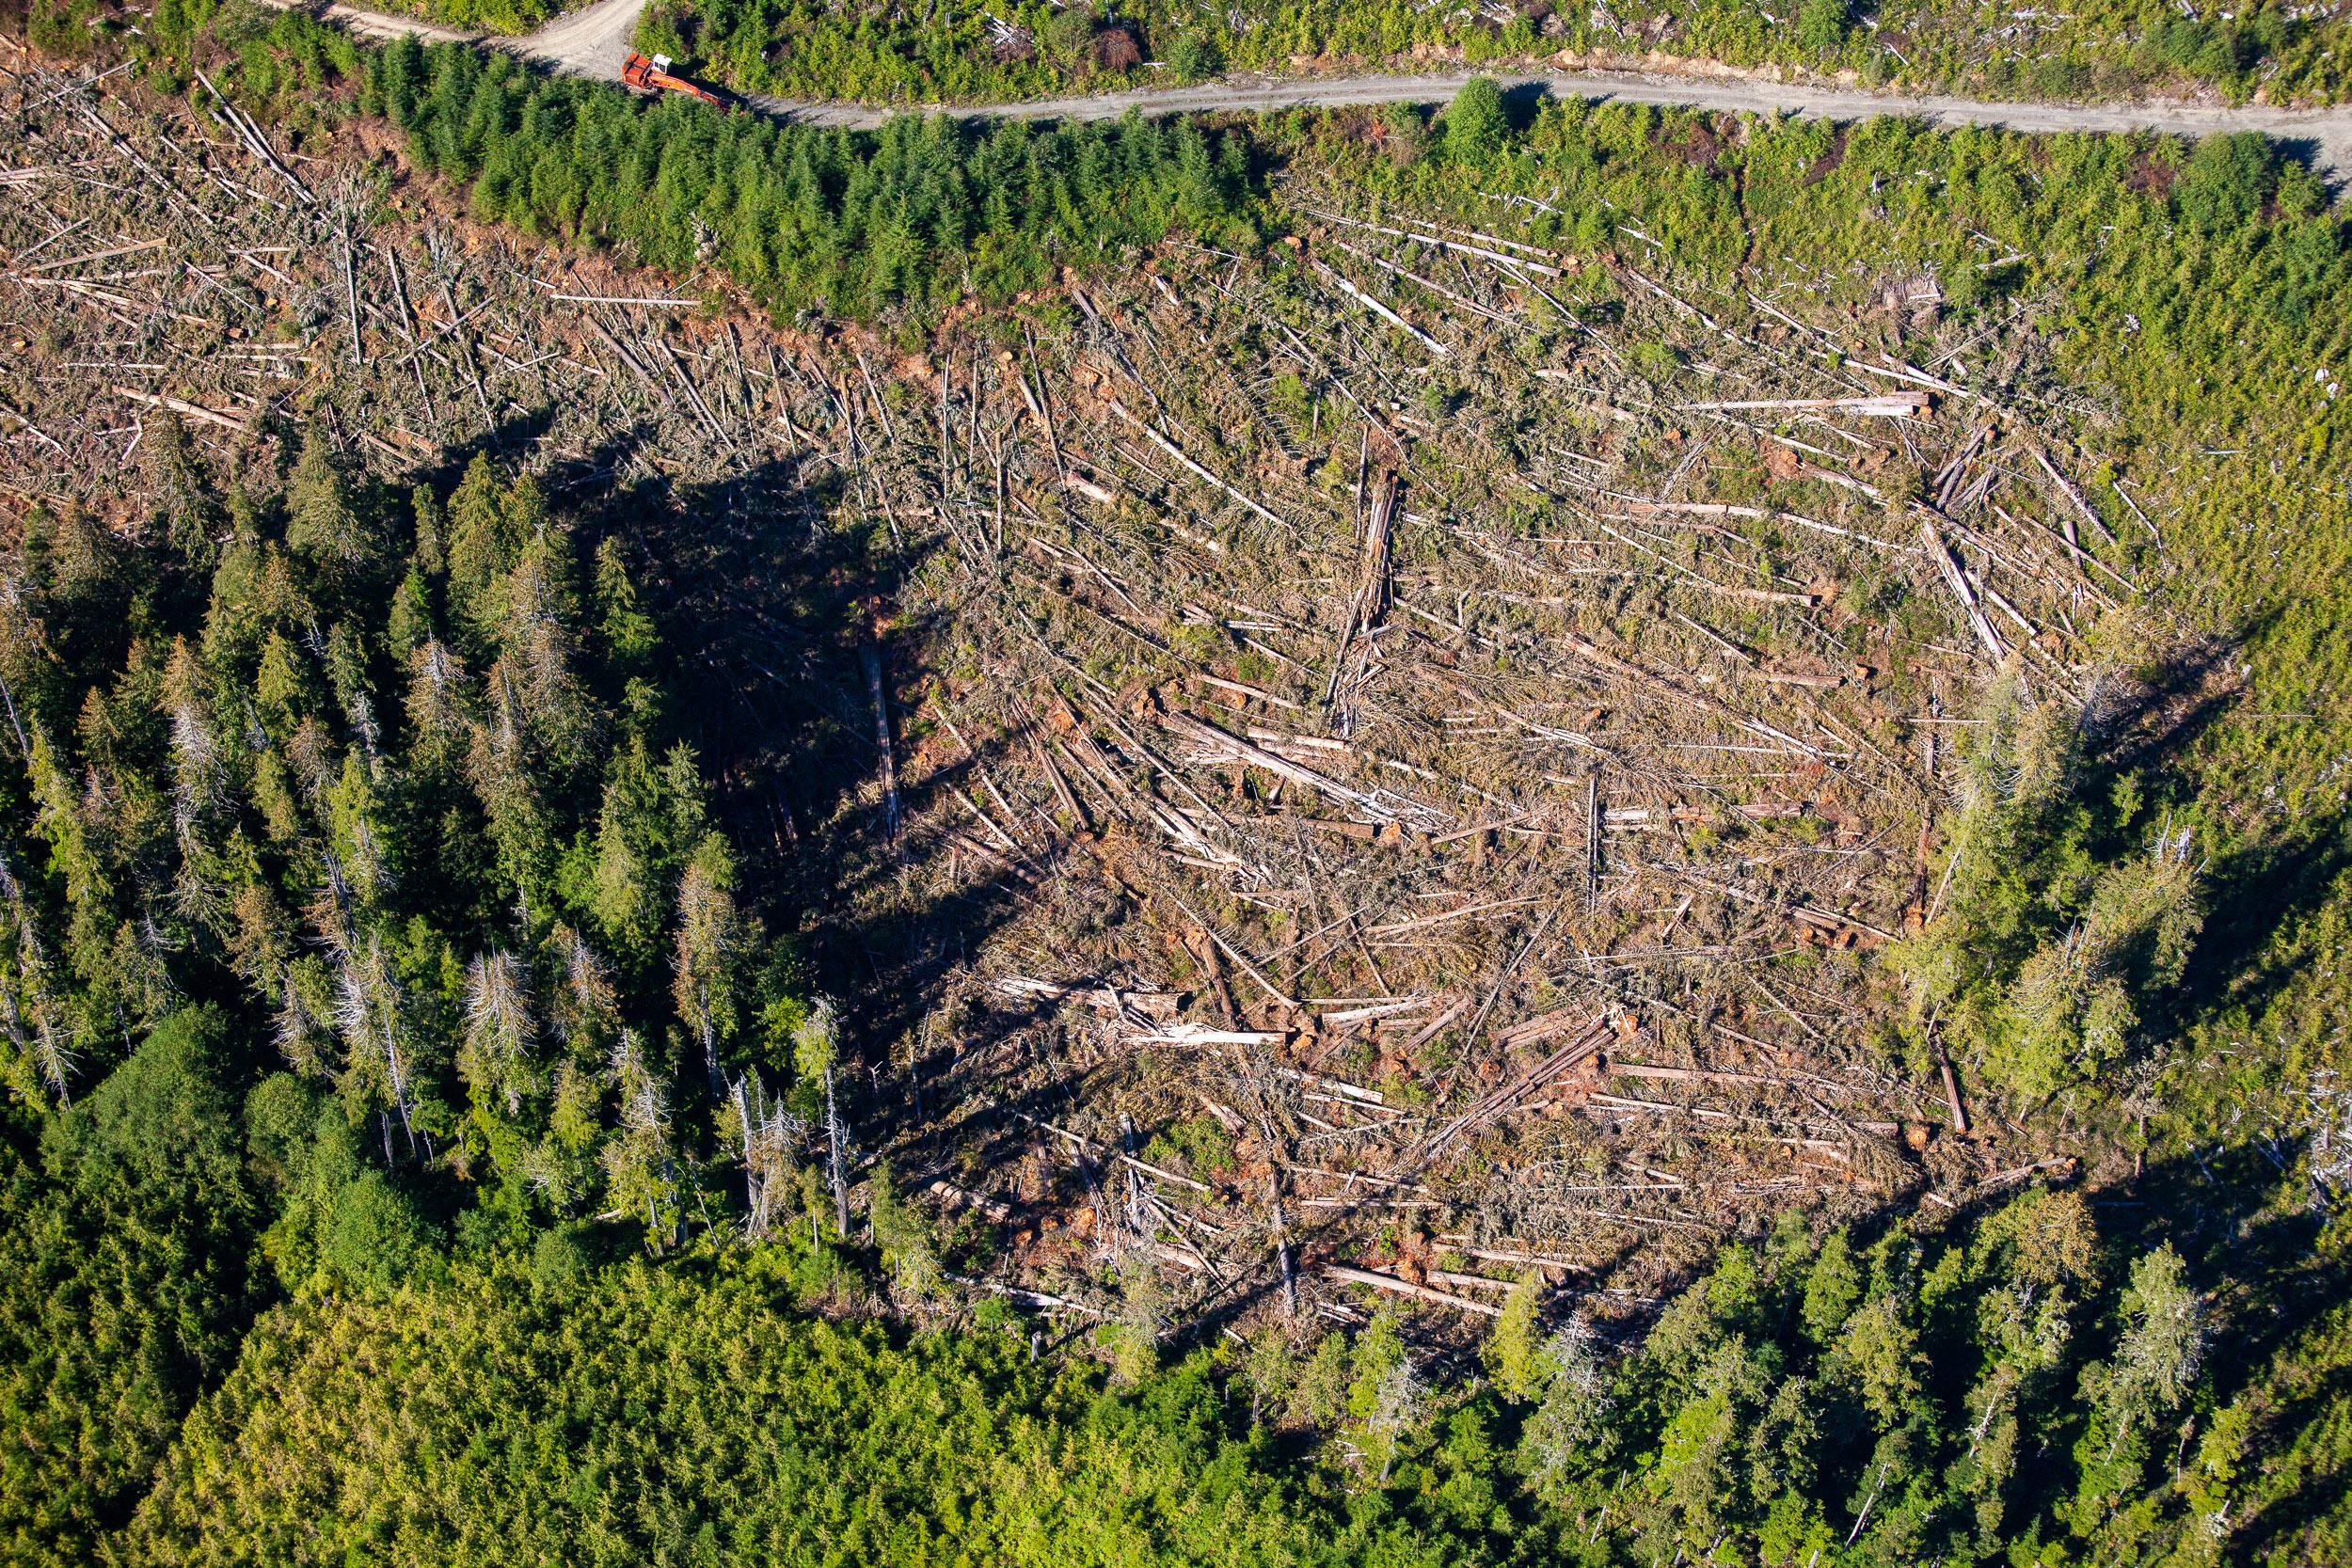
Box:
284;425;375;574
1443;77;1508;166
672;832;741;1096
145;415;220;568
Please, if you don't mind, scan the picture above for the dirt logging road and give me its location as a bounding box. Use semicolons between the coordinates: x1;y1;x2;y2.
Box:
509;0;642;79
301;0;2352;169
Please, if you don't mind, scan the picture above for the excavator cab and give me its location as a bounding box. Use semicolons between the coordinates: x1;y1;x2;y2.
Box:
621;51;730;110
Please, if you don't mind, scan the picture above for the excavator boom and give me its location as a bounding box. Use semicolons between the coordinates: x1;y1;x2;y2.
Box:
621;52;729;110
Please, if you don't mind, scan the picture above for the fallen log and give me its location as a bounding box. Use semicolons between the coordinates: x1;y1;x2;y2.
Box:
1422;1015;1619;1159
1160;706;1446;830
928;1178;1013;1223
1293;207;1565;276
1272;1067;1390;1107
1916;510;2007;658
1325;1263;1504;1317
1320;997;1433;1026
2030;445;2117;548
1680;393;1928;417
112;386;243;432
1652;864;1896;944
1106;399;1287;529
948;1275;1101;1313
993;978;1182;1020
1013;1112;1216;1193
1427;1269;1517;1293
862;637;900;840
1437;1240;1588;1274
1135;1022;1291;1048
1609;1062;1778;1086
1494;1006;1598;1051
1313;260;1448;356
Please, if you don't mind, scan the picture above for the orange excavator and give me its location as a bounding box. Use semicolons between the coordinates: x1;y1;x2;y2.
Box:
622;52;731;111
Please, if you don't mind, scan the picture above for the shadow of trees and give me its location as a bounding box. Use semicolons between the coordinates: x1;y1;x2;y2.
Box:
572;437;1043;1125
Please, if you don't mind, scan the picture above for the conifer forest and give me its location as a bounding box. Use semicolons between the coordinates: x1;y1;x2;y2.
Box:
2;3;2351;1565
